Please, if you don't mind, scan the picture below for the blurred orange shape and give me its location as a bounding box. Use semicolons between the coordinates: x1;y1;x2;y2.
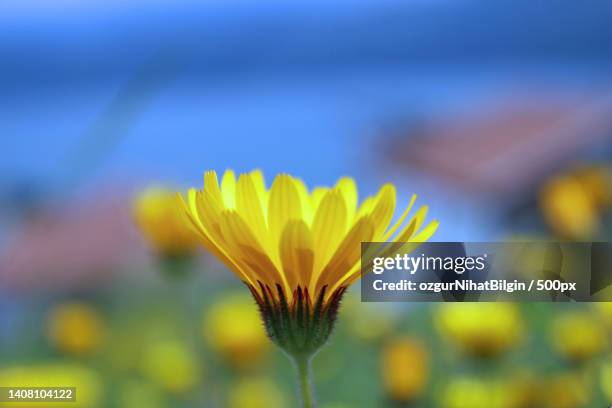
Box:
540;175;600;240
133;187;200;258
46;302;105;356
381;336;429;403
551;311;608;362
204;293;270;370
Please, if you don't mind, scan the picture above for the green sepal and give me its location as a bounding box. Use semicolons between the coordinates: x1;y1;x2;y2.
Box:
247;282;347;357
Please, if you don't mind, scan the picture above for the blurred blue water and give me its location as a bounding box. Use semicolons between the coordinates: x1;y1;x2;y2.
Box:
2;0;612;89
1;0;612;241
2;0;612;179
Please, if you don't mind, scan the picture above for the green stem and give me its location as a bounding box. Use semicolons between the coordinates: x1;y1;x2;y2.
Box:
293;354;316;408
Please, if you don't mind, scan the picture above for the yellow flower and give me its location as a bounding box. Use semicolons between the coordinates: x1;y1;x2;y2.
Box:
380;337;429;402
0;363;102;408
441;378;516;408
227;377;286;408
46;302;105;356
204;293;270;369
593;302;612;331
178;169;437;355
573;164;612;208
551;312;607;362
539;164;612;240
436;303;522;358
540;373;590;408
134;187;200;257
140;340;201;394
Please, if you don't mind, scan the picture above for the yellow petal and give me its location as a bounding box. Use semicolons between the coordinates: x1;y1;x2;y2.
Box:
393;205;429;242
203;170;223;208
236;173;268;244
221;169;237;209
195;189;223;239
410;219;439;243
311;189;347;281
314;215;375;295
340;212;437;289
310;187;329;214
369;184;397;239
382;194;417;240
185;188;204;229
177;193;253;286
348;216;439;287
249;169;268;214
177;190;205;237
294;177;314;225
190;189;232;258
280;220;314;289
219;211;286;291
336;177;358;223
368;207;430;264
268;175;302;248
356;196;376;218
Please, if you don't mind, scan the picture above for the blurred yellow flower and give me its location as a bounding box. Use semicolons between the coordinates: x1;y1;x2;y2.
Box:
573;165;612;208
227;377;286;408
540;373;590;408
380;336;429;403
539;165;611;240
436;303;522;358
0;363;102;408
141;339;200;394
593;302;612;331
178;169;437;355
204;293;269;369
441;378;516;408
551;312;607;362
134;187;199;257
46;302;105;356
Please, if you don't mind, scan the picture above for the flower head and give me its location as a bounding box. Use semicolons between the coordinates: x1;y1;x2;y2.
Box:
593;302;612;331
178;169;437;354
46;302;105;356
228;377;286;408
204;293;270;369
540;175;600;239
539;165;611;240
436;303;522;358
381;337;429;403
134;187;200;258
441;377;519;408
140;339;201;394
551;311;607;362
